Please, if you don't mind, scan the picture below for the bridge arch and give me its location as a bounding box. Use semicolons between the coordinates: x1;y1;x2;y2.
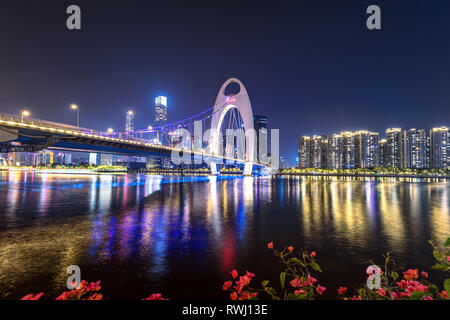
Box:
210;78;256;163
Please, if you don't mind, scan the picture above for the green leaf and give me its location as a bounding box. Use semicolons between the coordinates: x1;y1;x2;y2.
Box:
433;251;443;261
264;286;279;300
287;293;305;300
289;257;305;267
391;272;399;281
410;291;426;300
444;279;450;293
310;262;322;273
261;280;269;287
280;272;286;290
443;238;450;247
431;263;449;271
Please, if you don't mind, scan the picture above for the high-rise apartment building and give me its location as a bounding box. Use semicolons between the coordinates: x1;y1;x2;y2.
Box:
354;130;379;168
298;136;311;168
385;128;404;168
405;129;428;169
430;127;449;169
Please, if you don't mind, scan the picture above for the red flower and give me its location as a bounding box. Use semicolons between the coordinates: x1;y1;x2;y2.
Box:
142;293;168;300
316;285;326;295
21;292;44;300
222;281;232;291
295;289;306;295
290;278;300;288
423;295;433;300
403;269;418;281
287;246;293;253
267;242;273;249
230;292;238;300
420;271;428;278
441;291;448;299
377;288;386;296
337;286;347;295
245;271;255;279
230;269;238;279
390;291;400;300
310;251;316;258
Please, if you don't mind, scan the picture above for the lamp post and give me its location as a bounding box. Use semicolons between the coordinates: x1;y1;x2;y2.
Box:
70;104;79;127
21;110;30;122
107;128;113;137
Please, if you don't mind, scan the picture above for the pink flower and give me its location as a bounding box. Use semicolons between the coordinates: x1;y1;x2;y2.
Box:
21;292;44;300
423;295;433;300
230;292;238;300
245;271;255;279
337;286;347;295
420;271;428;278
350;295;361;300
267;242;273;249
377;288;386;296
441;291;448;299
295;289;306;295
222;281;232;291
230;269;238;279
447;256;450;262
390;291;400;300
307;274;317;285
316;285;326;295
310;251;316;258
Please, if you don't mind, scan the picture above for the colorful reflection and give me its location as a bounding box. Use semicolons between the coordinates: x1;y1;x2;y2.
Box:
0;173;448;299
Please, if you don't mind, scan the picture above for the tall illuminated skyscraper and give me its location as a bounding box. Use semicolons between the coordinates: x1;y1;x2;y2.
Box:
298;136;311;168
125;110;134;132
354;130;379;168
430;127;449;169
155;96;168;126
385;128;404;168
405;128;428;169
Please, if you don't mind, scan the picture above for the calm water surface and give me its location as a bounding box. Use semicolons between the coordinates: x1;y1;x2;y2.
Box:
0;171;449;299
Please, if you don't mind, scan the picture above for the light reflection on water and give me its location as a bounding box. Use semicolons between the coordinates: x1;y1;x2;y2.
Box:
0;171;448;299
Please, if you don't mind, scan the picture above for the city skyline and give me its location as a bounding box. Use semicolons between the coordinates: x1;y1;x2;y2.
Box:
298;126;450;170
2;1;450;161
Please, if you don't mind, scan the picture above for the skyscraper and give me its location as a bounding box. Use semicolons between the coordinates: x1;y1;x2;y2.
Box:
328;134;344;169
311;135;325;168
298;136;311;168
379;139;387;167
385;128;404;168
254;115;268;162
125;110;134;132
430;126;449;169
405;129;428;169
354;130;379;168
155;96;168;126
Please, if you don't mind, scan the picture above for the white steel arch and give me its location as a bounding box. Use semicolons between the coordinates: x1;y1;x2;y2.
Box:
210;78;256;163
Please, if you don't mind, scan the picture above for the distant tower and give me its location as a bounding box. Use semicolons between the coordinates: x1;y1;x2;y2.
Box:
126;110;134;132
155;96;168;126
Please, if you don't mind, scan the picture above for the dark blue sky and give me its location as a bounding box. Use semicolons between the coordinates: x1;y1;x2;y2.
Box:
1;0;450;161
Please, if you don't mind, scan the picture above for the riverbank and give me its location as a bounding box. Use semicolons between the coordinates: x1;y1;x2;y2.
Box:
277;168;450;179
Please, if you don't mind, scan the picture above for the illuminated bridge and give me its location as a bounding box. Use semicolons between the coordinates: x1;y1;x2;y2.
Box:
0;78;274;175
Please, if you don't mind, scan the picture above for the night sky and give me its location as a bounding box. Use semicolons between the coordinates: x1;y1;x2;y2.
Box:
1;0;450;161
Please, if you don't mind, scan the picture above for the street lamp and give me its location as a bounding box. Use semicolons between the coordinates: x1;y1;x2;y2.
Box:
21;110;30;122
70;104;79;127
107;128;113;135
